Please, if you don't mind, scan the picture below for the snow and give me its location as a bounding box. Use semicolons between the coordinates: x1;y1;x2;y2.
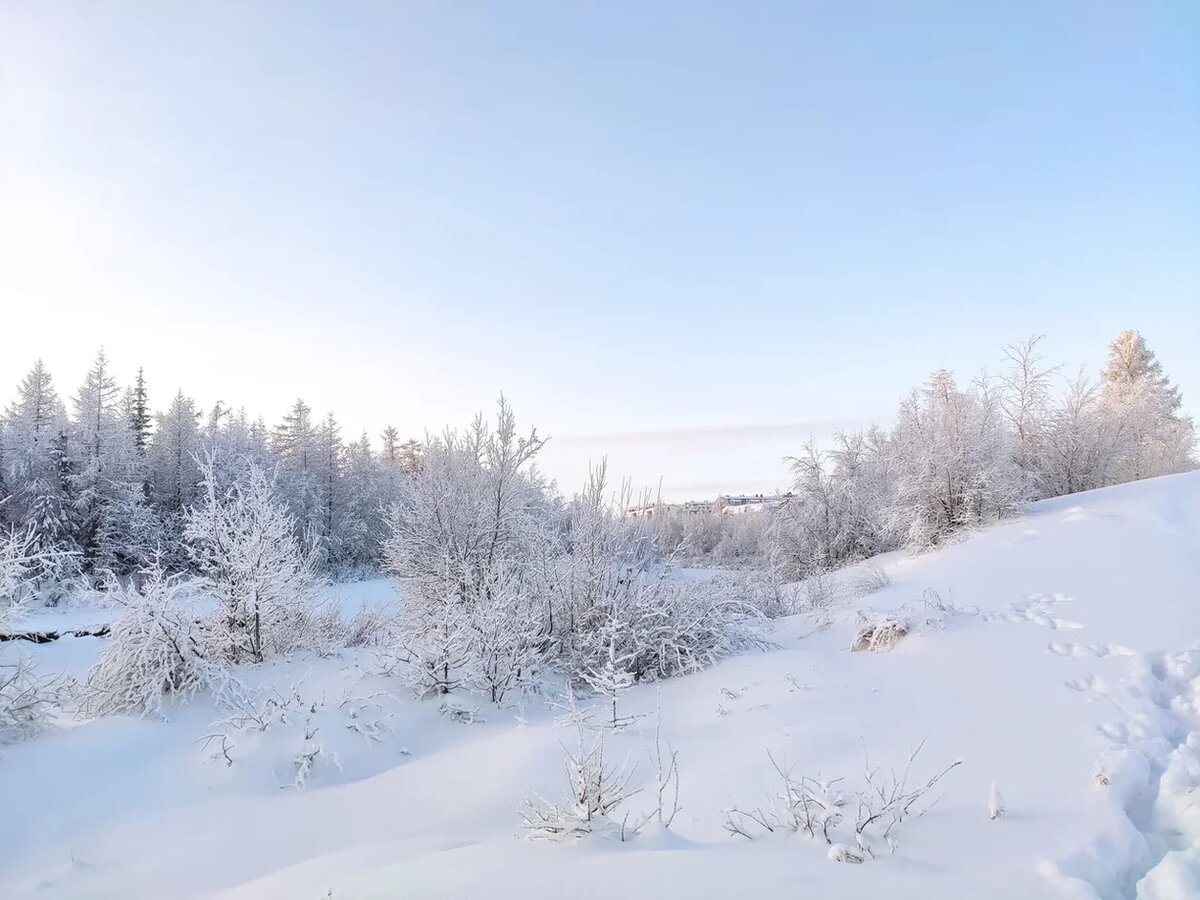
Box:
3;472;1200;899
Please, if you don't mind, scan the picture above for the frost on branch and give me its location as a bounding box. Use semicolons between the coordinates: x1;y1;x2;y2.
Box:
645;695;681;829
0;527;47;627
0;655;67;745
724;740;961;861
723;752;846;843
381;398;550;703
81;562;235;717
0;530;70;744
381;405;769;707
520;722;641;841
185;454;328;664
197;684;359;789
581;627;636;730
82;454;334;719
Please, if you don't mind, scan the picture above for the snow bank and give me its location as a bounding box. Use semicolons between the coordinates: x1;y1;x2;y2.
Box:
2;472;1199;899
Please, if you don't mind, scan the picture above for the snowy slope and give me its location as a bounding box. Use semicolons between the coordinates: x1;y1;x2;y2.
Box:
2;472;1198;900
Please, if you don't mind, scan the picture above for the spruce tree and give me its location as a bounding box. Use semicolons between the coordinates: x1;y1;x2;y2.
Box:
127;367;152;456
1100;330;1195;480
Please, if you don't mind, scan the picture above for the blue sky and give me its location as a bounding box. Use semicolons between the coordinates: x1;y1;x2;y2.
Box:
1;1;1197;498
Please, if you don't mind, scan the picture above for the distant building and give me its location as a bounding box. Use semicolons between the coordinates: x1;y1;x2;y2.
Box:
627;492;793;519
715;493;794;514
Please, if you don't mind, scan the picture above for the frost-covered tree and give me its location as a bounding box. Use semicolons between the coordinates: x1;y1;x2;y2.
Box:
203;406;271;488
314;411;343;562
380;426;400;466
1;361;75;570
888;370;1022;548
780;441;847;575
0;527;43;623
771;429;898;581
81;561;228;717
68;350;158;575
582;627;635;729
185;455;325;663
339;432;392;573
828;428;896;554
1100;330;1195;481
398;438;424;474
382;398;552;700
149;391;204;517
146;390;204;565
557;463;764;683
999;335;1057;498
272;398;320;535
1035;372;1114;496
126;367;152;457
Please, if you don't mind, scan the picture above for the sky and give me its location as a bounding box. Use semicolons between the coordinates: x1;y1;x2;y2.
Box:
1;1;1197;500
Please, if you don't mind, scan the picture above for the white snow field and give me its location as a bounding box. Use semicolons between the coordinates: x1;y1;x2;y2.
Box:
2;473;1199;900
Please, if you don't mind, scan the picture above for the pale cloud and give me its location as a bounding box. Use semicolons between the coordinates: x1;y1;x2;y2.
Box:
555;419;871;446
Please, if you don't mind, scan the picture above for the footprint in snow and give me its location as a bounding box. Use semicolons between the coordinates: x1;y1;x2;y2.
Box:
1064;673;1108;694
1049;641;1135;659
1096;722;1132;745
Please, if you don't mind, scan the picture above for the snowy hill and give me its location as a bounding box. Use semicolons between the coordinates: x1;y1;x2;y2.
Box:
2;472;1199;900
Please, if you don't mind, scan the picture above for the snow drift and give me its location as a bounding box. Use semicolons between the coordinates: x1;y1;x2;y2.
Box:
1;472;1199;899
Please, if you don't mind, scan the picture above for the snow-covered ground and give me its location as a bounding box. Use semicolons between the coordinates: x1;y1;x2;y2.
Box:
3;473;1199;899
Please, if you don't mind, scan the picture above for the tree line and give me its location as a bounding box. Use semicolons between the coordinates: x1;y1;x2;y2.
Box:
0;329;1194;599
0;350;422;590
656;330;1195;576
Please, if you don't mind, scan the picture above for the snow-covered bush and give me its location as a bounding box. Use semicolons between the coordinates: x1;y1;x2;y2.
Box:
520;722;641;841
331;603;396;649
382;398;554;702
556;467;768;685
382;406;768;705
186;455;327;663
850;589;974;653
888;371;1023;549
0;527;44;626
581;630;636;729
81;563;233;717
725;741;961;859
0;531;71;744
724;752;846;842
0;655;66;745
653;506;770;569
198;683;380;789
82;455;338;718
850;615;908;653
618;575;767;681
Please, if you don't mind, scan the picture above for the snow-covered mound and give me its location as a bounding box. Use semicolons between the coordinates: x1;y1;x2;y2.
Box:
2;472;1199;899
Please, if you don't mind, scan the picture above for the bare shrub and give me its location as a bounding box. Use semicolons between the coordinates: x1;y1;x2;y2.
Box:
520;723;641;841
336;604;397;648
725;741;961;860
646;715;681;828
724;752;845;842
197;684;346;788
